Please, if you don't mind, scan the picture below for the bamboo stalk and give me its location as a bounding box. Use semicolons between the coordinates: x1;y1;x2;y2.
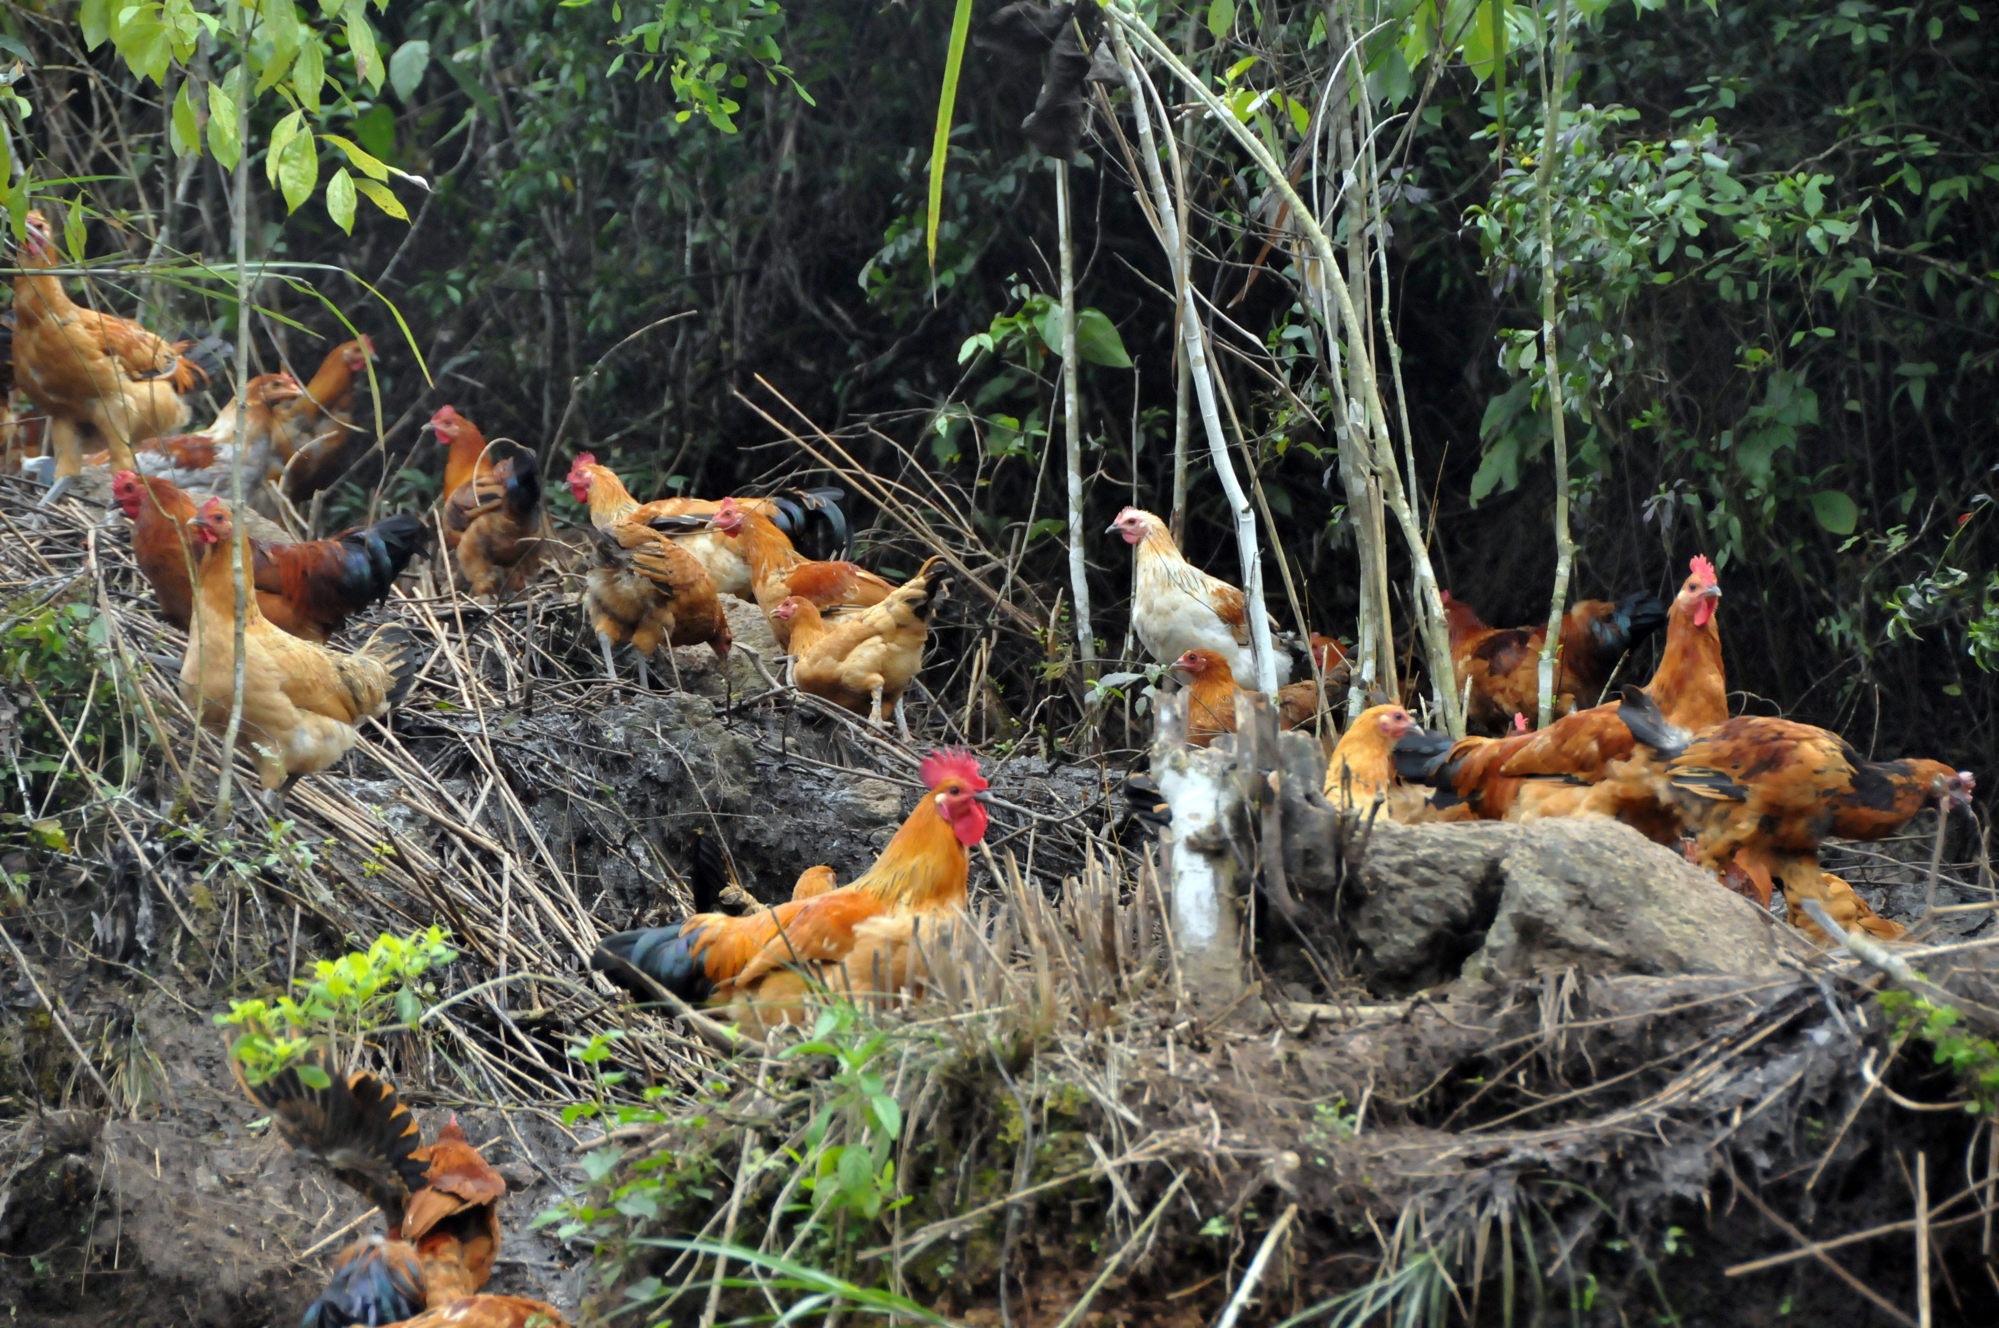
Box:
215;5;255;819
1054;160;1096;681
1532;0;1576;727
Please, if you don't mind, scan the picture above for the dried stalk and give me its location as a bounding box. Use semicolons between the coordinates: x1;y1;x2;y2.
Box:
214;4;254;819
1533;0;1576;727
1054;160;1096;680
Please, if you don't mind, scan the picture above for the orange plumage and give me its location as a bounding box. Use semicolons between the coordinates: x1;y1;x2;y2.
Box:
594;750;990;1027
7;210;210;475
1441;588;1670;735
116;472;422;642
275;335;373;498
778;555;949;732
1166;648;1246;748
711;494;893;637
1399;557;1725;822
390;1295;571;1327
1322;704;1416;811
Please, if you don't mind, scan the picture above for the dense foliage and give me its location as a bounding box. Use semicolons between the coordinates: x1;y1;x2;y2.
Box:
2;0;1992;765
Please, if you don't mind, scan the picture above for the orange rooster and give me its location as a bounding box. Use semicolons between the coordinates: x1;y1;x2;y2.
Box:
1107;506;1291;686
1617;686;1973;907
1441;588;1668;734
582;523;731;686
116;472;423;641
7;210;220;491
275;335;374;498
245;1048;526;1326
593;750;989;1027
388;1295;571;1327
1396;556;1725;822
711;494;893;638
775;555;948;735
181;499;424;792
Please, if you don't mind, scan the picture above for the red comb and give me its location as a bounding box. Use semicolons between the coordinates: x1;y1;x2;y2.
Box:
198;496;226;518
1690;554;1717;586
573;451;596;469
920;748;986;793
430;404;457;422
1512;712;1529;733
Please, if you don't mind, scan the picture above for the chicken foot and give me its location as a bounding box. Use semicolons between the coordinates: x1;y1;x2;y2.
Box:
597;630;620;683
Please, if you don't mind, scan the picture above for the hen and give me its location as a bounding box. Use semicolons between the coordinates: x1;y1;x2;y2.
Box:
1166;648;1247;748
274;335;374;499
114;371;304;492
711;494;893;643
1617;685;1973;906
443;438;546;599
1108;506;1291;686
117;471;423;641
7;210;221;490
1322;704;1419;812
180;499;424;791
775;555;948;734
582;523;731;687
593;750;989;1029
1442;588;1668;734
1396;556;1725;823
1275;634;1352;731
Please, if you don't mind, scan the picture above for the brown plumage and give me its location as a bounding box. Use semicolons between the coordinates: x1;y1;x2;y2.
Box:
1165;648;1245;748
116;472;422;641
390;1294;571;1327
777;555;948;733
275;335;373;498
583;522;730;684
8;210;210;475
712;494;893;640
1275;634;1352;731
441;434;545;599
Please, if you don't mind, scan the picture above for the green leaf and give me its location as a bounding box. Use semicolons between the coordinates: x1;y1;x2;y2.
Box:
1809;491;1859;536
170;80;200;158
1207;0;1236;40
78;0;110;49
293;36;326;112
208;79;242;170
1075;308;1133;368
325;167;357;233
320;132;390;181
345;1;382;91
277;128;320;214
390;39;430;101
296;1063;332;1090
259;0;304;96
267;110;304;191
352;177;409;222
925;0;975;271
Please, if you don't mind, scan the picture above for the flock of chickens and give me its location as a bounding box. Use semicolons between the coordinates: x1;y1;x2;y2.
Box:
4;210;1982;1326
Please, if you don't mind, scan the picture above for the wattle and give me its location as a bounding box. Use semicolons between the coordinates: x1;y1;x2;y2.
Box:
951;801;990;847
1693;601;1715;627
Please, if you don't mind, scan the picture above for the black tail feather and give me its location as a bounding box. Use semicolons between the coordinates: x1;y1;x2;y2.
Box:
767;486;851;562
361;513;427;585
1393;728;1459;785
592;925;714;1003
177;334;233;390
687;826;732;913
501;446;541;521
1615;684;1691;759
301;1236;424;1328
242;1046;427;1230
1594;590;1670;656
360;623;425;707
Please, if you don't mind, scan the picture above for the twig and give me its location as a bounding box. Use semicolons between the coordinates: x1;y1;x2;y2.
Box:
1214;1203;1297;1328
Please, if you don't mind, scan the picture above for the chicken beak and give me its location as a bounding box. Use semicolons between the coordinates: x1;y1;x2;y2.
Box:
1702;585;1722;601
973;790;991;803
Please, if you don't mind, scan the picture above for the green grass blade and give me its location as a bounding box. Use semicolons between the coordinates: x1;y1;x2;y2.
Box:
926;0;976;272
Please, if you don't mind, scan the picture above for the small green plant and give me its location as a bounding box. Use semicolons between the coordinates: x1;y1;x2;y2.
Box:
1;593;128;819
1878;988;1999;1117
780;1002;909;1225
214;926;458;1084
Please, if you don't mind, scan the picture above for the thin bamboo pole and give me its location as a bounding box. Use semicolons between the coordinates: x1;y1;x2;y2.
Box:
1055;161;1096;681
1533;0;1576;727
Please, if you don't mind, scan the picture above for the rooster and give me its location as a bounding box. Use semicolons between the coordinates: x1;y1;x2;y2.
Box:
116;471;424;642
582;523;731;687
1396;556;1725;822
244;1048;519;1325
775;555;948;735
1107;506;1291;686
1617;685;1973;907
710;494;894;641
181;499;425;792
1441;588;1669;734
443;438;546;599
593;750;989;1028
275;335;374;499
8;211;225;496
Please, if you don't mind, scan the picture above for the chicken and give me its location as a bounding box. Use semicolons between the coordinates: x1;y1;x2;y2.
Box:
443;439;546;599
592;749;990;1027
1163;648;1246;748
1322;704;1417;811
1107;506;1292;687
244;1048;517;1324
775;555;948;734
565;453;853;599
1773;860;1906;945
1616;685;1974;906
7;210;221;488
275;335;374;499
428;405;497;518
1441;588;1669;734
1275;634;1352;731
582;523;731;687
711;494;894;643
111;371;304;492
1395;556;1725;822
116;472;423;641
390;1295;572;1328
180;499;425;790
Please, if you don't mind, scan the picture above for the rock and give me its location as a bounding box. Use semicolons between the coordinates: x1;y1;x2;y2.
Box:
1341;819;1783;994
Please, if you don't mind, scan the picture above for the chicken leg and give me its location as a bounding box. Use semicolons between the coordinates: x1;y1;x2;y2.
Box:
597;630;620;683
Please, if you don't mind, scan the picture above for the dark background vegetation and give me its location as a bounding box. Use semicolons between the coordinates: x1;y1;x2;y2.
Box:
5;0;1994;776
